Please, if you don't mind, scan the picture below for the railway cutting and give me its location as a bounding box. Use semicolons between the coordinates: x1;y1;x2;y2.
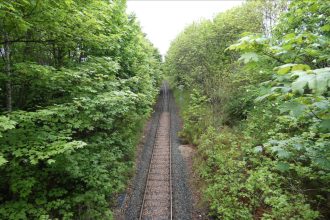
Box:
125;83;192;220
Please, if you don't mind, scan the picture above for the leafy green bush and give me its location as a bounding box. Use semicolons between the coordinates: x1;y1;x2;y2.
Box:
0;0;162;219
198;126;319;219
179;89;210;145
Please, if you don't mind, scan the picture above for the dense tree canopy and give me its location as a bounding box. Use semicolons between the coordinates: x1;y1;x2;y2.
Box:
0;0;162;219
166;0;329;219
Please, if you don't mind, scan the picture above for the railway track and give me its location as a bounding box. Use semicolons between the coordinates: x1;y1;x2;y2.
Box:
139;83;173;220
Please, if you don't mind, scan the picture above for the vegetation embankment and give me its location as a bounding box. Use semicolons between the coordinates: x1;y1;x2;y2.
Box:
166;0;330;219
0;1;162;219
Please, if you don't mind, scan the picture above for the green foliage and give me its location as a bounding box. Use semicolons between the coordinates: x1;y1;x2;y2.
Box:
0;0;162;219
198;127;319;220
179;89;210;145
165;1;266;126
0;116;16;137
167;0;329;219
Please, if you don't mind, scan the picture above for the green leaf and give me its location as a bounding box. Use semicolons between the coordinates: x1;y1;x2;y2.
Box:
47;159;56;164
291;68;330;94
280;101;306;117
238;52;259;63
0;116;16;130
275;64;310;75
321;24;330;32
255;93;274;102
283;33;296;41
271;86;291;93
319;119;330;132
0;155;8;166
275;161;290;172
314;157;330;170
271;145;291;159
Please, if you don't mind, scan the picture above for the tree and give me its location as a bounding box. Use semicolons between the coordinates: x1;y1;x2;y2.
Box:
0;0;162;219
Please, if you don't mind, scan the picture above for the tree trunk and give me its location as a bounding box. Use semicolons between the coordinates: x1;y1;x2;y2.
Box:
4;34;12;112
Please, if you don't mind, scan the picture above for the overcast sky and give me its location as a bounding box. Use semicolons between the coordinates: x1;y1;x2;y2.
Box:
126;0;244;56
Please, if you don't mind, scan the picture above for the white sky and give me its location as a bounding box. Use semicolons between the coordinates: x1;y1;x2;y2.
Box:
126;0;244;56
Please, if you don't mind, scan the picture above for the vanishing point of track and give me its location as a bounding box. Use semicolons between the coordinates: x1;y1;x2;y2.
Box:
139;83;173;220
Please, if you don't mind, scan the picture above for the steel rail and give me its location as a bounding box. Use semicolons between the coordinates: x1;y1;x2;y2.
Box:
168;84;173;220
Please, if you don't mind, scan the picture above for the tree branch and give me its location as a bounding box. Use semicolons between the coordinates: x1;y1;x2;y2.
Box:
310;109;321;120
261;50;286;64
0;39;56;45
